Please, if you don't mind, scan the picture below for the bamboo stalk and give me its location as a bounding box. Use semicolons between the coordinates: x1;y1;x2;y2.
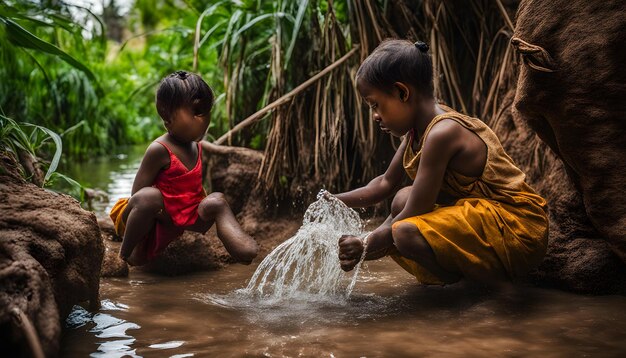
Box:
495;0;515;31
192;10;208;72
214;45;360;145
364;0;383;43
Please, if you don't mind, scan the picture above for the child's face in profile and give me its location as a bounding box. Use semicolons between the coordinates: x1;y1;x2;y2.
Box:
166;106;211;142
357;78;416;137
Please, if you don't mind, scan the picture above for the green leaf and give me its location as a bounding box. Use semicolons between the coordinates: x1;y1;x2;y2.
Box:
233;13;275;37
60;120;86;137
199;19;227;48
22;123;62;183
45;172;85;202
284;0;309;68
0;17;97;82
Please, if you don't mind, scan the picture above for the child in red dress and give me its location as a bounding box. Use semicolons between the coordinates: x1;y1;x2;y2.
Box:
109;71;258;266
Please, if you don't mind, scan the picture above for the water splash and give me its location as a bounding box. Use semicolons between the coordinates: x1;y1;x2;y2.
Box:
239;190;369;302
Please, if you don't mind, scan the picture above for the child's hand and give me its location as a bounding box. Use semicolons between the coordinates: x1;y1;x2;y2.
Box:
338;235;364;272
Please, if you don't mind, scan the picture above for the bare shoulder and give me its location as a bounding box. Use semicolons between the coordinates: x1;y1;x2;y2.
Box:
424;118;464;149
143;141;170;169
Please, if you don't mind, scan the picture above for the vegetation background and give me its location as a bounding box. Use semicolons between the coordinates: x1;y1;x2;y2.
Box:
0;0;516;203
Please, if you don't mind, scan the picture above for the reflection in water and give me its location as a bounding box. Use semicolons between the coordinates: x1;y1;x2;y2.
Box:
54;145;145;214
148;341;185;349
66;303;141;357
94;339;137;358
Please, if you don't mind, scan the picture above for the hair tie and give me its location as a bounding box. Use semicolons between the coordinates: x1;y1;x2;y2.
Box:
414;41;429;53
173;70;188;80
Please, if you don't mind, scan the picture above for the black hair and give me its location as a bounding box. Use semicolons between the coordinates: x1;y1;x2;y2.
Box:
356;39;434;97
155;70;214;122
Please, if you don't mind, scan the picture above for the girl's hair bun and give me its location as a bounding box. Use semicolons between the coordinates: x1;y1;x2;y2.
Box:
357;39;434;97
414;41;429;53
173;70;189;80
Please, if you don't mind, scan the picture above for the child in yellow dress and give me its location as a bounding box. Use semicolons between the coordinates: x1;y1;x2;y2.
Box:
334;40;548;285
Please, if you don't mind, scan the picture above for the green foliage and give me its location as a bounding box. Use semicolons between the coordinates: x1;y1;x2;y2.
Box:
1;0;106;157
0;113;85;200
0;0;340;158
0;114;60;182
3;0;512;200
0;15;97;81
0;0;357;200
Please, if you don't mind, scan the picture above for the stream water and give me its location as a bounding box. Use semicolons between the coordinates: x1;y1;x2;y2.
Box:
59;147;626;357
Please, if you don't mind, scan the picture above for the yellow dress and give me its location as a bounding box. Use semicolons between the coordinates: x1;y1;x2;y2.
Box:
389;108;549;285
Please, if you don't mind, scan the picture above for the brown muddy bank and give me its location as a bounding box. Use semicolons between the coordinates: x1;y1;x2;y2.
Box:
0;153;104;357
500;0;626;293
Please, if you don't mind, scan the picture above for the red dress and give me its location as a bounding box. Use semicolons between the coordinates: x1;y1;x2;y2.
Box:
109;141;205;260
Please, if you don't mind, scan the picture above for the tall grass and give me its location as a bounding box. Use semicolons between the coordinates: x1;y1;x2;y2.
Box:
1;0;519;204
0;0;185;157
0;113;83;199
202;0;518;201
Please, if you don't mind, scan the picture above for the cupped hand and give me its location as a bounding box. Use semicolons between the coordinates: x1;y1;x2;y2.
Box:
338;234;364;272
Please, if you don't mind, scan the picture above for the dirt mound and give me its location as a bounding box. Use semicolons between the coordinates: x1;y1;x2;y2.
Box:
512;0;626;262
490;91;626;293
142;229;228;275
0;239;59;357
0;153;104;356
204;143;302;258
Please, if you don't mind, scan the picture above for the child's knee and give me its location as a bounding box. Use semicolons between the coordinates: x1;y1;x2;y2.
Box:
390;197;404;218
128;187;164;213
198;192;229;217
391;222;428;257
390;187;411;217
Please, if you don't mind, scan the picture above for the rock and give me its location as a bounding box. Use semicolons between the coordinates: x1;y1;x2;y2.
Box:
97;217;119;241
203;142;301;257
0;153;104;356
511;0;626;261
97;220;128;278
142;229;227;275
202;141;265;214
489;91;626;293
0;240;59;357
100;240;129;278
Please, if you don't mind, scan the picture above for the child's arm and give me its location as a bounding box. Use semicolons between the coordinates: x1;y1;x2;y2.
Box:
334;137;408;207
391;121;463;224
130;142;170;195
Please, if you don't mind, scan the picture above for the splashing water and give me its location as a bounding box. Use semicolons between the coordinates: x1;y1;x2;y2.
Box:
239;190;369;301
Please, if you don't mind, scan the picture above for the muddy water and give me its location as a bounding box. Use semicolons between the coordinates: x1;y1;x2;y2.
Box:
55;144;145;214
62;260;626;357
59;147;626;357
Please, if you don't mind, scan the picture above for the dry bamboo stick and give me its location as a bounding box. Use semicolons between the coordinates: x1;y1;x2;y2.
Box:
495;0;515;31
214;44;360;145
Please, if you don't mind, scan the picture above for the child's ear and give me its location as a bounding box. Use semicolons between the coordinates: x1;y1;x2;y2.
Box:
394;82;410;102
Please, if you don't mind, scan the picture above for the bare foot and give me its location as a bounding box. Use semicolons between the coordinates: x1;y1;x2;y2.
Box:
229;237;259;264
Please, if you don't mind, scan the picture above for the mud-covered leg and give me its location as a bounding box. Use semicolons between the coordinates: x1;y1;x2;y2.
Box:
198;192;258;264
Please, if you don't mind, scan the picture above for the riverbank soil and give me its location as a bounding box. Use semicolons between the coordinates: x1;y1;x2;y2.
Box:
0;153;104;357
497;0;626;293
